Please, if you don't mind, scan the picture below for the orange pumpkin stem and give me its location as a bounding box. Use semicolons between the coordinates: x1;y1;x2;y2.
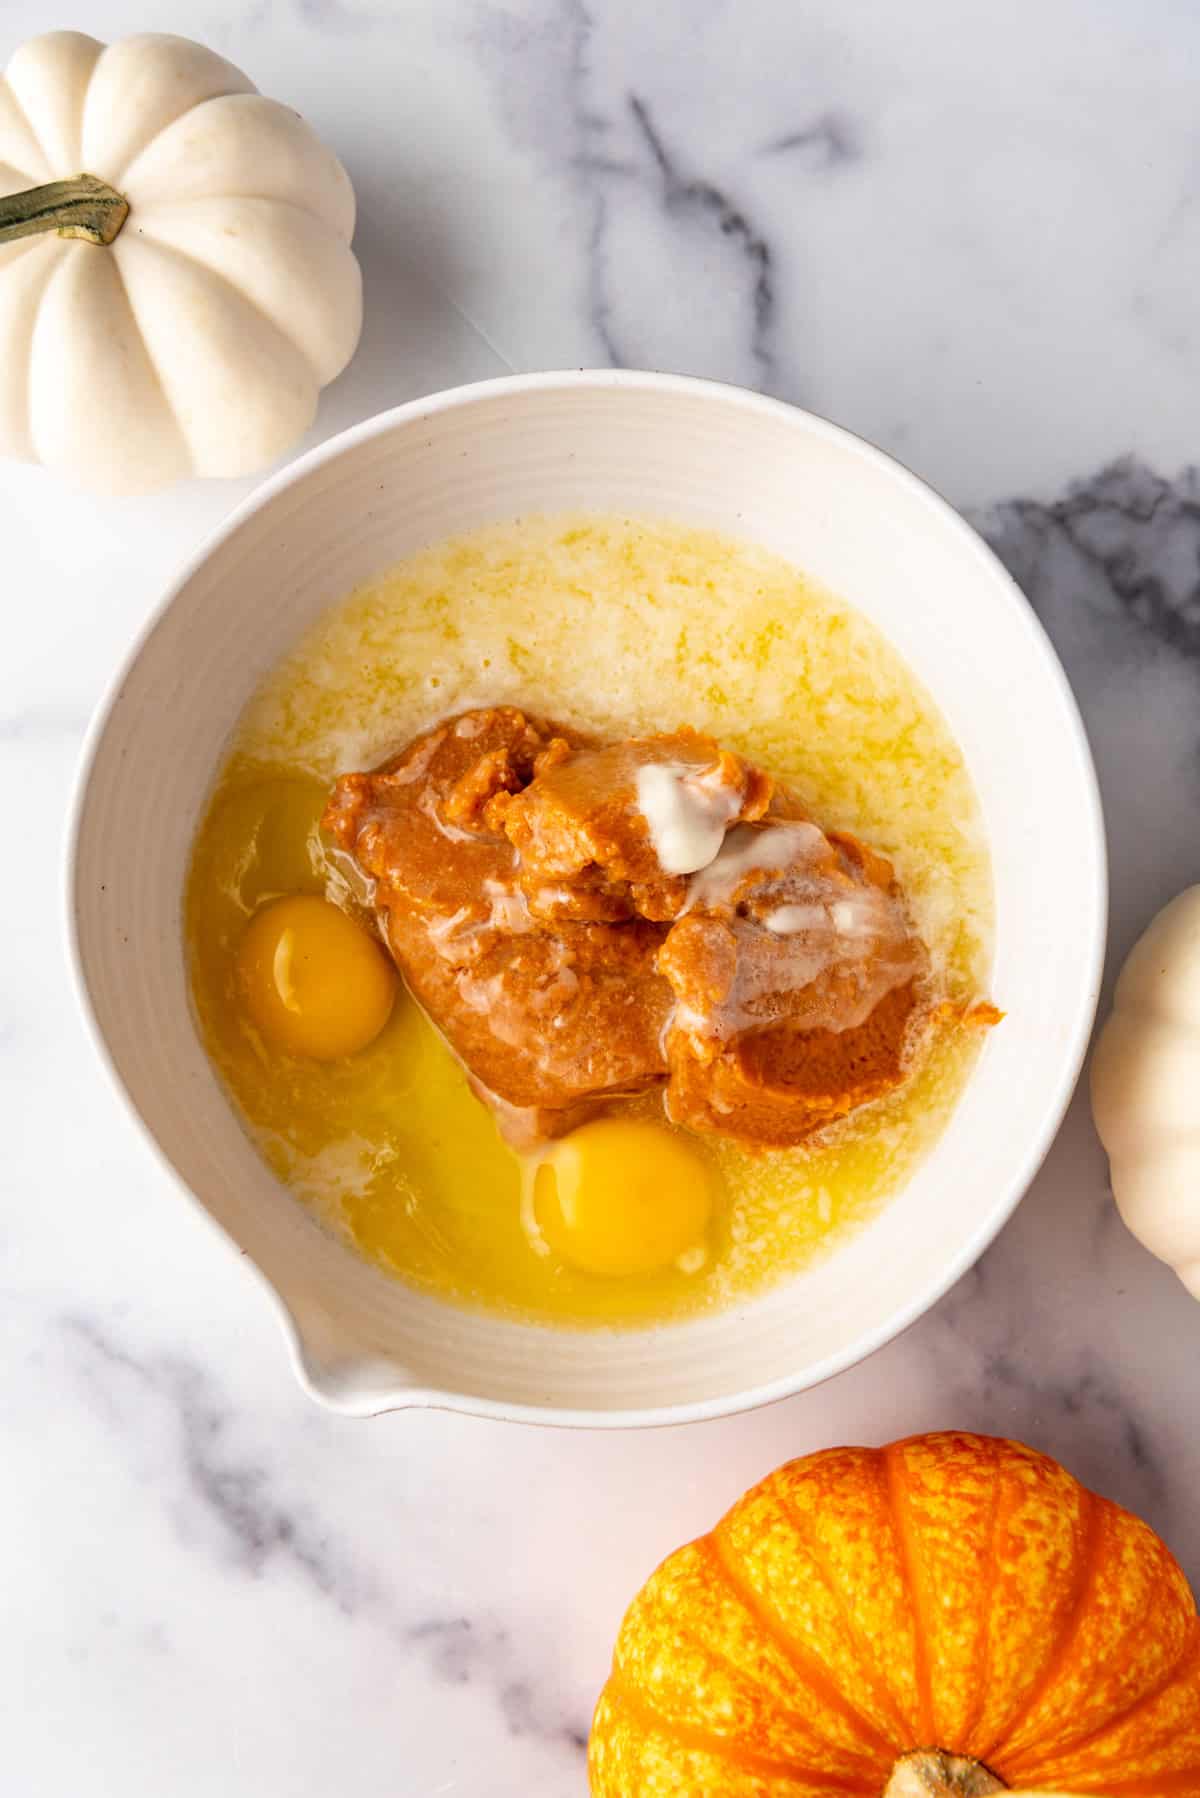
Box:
884;1750;1007;1798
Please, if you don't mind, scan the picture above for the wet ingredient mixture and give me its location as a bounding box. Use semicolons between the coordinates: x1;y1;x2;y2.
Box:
186;515;995;1326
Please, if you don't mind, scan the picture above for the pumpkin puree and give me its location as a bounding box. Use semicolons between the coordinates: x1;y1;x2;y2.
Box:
325;706;982;1151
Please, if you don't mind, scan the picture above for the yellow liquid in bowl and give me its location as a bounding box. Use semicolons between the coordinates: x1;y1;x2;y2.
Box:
186;516;993;1327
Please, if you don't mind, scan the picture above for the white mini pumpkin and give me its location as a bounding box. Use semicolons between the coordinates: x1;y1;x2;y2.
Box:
1091;886;1200;1293
0;30;361;492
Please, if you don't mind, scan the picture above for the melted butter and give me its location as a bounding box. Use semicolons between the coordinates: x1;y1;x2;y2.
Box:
185;514;994;1328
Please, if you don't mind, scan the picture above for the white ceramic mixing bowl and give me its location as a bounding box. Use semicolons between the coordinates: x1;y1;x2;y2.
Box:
68;371;1106;1425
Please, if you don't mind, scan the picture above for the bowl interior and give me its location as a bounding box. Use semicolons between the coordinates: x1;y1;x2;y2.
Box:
71;374;1104;1421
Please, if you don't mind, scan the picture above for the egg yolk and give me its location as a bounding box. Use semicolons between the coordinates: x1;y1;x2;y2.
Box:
532;1118;713;1277
237;895;396;1060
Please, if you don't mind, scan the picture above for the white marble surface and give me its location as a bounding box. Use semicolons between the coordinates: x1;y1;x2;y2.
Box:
5;3;1200;1793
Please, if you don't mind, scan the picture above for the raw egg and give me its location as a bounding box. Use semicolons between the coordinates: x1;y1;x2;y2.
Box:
532;1117;713;1277
237;895;396;1060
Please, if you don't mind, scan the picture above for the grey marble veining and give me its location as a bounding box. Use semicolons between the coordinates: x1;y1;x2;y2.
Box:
54;1310;595;1761
62;1315;373;1603
470;0;796;396
5;2;1200;1794
595;92;779;383
986;458;1200;659
980;458;1200;963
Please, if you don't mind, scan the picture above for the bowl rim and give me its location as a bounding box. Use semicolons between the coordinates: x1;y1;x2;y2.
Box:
64;366;1108;1429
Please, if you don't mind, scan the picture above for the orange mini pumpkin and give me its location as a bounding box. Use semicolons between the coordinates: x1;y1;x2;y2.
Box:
589;1432;1200;1796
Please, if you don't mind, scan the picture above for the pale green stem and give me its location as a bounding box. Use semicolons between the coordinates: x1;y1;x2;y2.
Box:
0;173;129;247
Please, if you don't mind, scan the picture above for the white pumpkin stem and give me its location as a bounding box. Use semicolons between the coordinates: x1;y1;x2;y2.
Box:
0;174;129;247
884;1750;1007;1798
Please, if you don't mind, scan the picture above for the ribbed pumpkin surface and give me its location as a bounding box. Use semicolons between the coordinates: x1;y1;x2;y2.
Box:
589;1432;1200;1795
